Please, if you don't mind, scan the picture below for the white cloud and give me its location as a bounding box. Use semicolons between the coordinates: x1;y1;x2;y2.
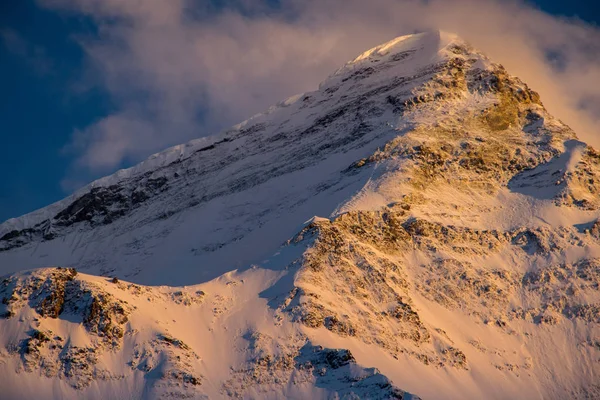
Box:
38;0;600;181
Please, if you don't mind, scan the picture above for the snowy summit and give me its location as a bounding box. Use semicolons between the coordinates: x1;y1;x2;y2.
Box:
1;31;600;399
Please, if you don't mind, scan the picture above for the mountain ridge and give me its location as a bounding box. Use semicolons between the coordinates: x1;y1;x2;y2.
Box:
1;30;600;399
0;31;472;235
0;30;494;284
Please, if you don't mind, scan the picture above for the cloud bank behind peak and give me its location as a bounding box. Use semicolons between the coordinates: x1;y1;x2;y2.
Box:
38;0;600;186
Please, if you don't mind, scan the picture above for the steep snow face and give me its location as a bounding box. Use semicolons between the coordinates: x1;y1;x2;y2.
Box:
0;31;500;285
2;30;600;399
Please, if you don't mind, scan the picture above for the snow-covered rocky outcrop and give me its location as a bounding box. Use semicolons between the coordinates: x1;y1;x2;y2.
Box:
1;31;599;399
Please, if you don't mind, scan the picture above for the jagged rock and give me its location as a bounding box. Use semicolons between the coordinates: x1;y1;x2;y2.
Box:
590;219;600;240
36;267;78;318
224;338;412;400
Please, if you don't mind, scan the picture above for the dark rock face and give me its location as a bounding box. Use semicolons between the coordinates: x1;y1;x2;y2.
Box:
0;268;205;393
1;176;168;252
590;219;600;240
296;344;411;399
0;268;131;388
30;268;77;318
1;268;129;347
54;177;168;227
323;348;355;369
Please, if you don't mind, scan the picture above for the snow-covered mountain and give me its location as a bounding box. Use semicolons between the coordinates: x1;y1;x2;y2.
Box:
1;30;600;399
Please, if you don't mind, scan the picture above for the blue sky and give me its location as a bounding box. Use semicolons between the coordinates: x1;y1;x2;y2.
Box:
0;1;106;221
1;0;599;223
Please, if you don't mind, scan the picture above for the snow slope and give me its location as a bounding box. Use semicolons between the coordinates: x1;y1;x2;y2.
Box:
0;31;479;285
1;30;600;399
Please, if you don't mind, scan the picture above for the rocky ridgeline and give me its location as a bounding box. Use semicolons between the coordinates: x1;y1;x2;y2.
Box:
0;176;169;252
283;204;600;372
0;268;411;399
0;268;130;344
284;212;469;369
0;268;203;394
347;52;600;220
0;268;130;388
559;148;600;209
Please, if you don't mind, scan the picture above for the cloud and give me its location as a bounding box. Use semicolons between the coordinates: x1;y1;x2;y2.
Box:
38;0;600;182
0;28;53;75
0;28;29;56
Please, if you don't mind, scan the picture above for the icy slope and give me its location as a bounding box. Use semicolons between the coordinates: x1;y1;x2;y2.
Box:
0;31;495;285
1;30;600;399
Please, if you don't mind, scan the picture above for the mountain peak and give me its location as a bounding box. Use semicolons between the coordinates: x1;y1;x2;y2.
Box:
323;30;490;88
349;30;459;64
0;30;478;234
0;30;581;271
2;31;600;399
